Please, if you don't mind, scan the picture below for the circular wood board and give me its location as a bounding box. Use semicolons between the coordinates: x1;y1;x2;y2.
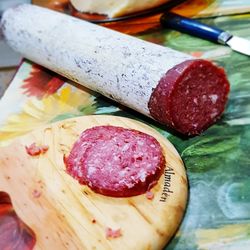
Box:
0;115;188;250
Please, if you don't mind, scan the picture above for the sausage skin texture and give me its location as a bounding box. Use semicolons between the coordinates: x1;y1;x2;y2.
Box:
1;4;230;136
64;126;165;197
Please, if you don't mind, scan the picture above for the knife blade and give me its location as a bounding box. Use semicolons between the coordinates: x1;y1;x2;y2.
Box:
226;36;250;56
160;12;250;56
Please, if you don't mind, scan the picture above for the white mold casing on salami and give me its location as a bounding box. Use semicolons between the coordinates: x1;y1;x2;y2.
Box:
1;4;192;118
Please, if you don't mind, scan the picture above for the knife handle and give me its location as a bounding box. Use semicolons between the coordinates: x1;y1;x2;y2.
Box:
160;12;232;45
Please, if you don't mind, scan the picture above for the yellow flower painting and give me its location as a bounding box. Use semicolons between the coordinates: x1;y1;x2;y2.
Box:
0;86;96;145
196;223;250;249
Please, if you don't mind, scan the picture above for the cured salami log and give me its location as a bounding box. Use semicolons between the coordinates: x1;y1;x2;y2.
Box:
1;4;230;135
64;126;165;197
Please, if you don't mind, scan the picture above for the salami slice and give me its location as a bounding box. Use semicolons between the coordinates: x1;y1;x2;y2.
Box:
1;4;230;135
64;126;165;197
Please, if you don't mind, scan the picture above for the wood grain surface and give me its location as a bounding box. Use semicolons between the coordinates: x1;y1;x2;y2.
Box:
0;115;188;250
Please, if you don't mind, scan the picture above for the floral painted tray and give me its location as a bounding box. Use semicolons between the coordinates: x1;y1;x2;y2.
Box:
0;8;250;250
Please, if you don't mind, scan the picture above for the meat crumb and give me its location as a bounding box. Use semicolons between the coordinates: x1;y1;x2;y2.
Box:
25;143;49;156
92;219;96;224
105;227;122;239
32;189;42;198
146;191;154;200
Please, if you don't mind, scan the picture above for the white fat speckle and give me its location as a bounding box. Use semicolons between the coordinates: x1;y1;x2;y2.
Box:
88;166;96;176
193;98;198;105
94;159;100;164
119;170;126;177
126;182;134;188
210;109;218;118
209;94;218;104
113;156;120;161
192;123;198;128
150;144;156;148
120;179;134;188
176;67;184;74
122;143;130;151
202;95;207;101
137;141;144;146
80;142;87;147
146;164;152;170
138;170;146;182
131;176;136;181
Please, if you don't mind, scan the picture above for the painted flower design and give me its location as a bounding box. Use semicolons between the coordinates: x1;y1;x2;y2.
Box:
22;64;65;99
0;86;96;145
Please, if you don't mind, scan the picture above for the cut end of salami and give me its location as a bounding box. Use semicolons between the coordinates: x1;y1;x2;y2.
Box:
65;126;165;197
148;59;230;135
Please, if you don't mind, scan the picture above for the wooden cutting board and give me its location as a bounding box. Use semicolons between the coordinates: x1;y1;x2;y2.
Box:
0;115;188;250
